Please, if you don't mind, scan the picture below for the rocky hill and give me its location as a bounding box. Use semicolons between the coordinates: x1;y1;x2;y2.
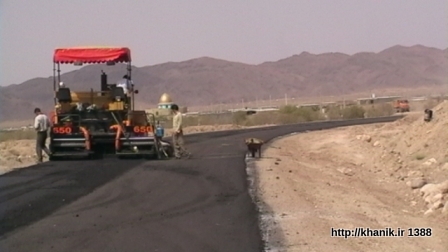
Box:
356;100;448;216
0;44;447;123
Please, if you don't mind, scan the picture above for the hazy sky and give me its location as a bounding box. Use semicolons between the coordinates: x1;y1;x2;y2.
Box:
1;0;447;86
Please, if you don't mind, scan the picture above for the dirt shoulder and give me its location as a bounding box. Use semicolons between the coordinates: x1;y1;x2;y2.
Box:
250;121;448;251
0;140;38;175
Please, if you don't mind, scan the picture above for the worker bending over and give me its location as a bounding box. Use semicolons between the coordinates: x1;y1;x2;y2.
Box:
171;104;190;159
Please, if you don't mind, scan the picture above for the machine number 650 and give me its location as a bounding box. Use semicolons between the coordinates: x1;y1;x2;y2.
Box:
53;127;72;134
133;126;152;133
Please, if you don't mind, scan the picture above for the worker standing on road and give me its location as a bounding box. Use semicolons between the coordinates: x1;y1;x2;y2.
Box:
33;108;52;163
171;104;190;159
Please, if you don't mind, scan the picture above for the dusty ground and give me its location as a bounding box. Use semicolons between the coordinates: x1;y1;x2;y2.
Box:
251;101;448;252
0;124;275;175
0;140;39;175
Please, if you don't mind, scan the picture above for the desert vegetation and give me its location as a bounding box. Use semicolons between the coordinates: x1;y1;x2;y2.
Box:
0;103;401;142
163;103;397;128
3;96;443;142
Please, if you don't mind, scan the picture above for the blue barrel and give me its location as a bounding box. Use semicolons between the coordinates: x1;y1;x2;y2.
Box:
156;125;164;138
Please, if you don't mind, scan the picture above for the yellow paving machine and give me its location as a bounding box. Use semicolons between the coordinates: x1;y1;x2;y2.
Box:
49;46;173;160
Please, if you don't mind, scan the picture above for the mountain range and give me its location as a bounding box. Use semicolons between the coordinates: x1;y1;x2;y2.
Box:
0;44;447;123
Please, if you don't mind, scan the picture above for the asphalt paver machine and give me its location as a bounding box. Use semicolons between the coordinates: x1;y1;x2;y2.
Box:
49;46;173;160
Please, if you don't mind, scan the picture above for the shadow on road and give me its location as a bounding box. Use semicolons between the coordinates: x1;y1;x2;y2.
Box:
0;158;144;237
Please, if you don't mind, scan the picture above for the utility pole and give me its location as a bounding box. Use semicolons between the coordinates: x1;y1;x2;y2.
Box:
285;93;288;105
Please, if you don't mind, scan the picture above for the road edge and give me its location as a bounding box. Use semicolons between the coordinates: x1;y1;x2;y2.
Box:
245;132;300;251
244;116;405;251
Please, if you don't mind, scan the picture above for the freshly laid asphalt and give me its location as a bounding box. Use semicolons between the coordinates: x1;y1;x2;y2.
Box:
0;116;403;252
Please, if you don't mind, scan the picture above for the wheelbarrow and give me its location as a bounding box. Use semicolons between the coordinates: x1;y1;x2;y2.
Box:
424;109;433;122
245;137;264;158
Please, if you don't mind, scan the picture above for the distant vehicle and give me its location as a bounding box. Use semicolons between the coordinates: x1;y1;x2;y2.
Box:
393;99;410;113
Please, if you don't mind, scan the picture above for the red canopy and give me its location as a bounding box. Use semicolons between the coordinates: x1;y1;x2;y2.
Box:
53;47;131;64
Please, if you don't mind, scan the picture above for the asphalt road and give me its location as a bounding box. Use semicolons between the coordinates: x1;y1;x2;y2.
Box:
0;116;403;252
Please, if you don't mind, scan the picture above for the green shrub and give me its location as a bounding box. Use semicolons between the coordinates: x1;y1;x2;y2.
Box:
244;111;281;126
326;106;343;120
341;105;366;119
279;105;299;114
232;111;247;125
278;105;323;122
326;103;397;119
364;103;395;117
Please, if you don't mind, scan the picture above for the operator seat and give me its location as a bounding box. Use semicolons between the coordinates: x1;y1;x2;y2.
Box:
110;86;126;101
56;87;72;103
